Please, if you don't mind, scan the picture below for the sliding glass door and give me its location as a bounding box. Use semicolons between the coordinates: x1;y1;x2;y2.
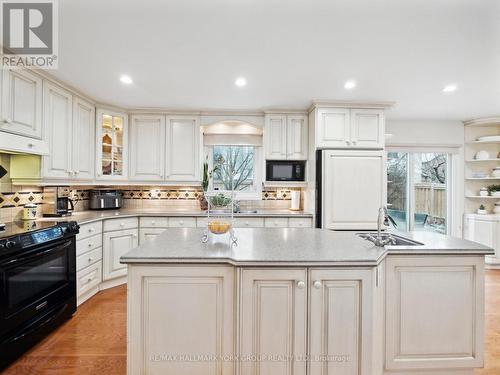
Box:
387;151;449;234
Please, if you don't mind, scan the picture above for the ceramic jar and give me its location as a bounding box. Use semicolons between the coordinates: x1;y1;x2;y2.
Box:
492;167;500;178
479;187;489;196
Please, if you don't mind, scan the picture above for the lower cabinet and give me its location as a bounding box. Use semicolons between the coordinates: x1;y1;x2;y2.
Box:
103;228;138;281
128;265;235;375
240;269;308;375
309;269;374;375
139;228;166;244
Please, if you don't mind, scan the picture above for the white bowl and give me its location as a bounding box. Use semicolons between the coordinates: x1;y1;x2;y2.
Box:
475;150;490;160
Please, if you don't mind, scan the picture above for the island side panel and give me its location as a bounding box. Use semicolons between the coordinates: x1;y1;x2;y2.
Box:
385;255;485;372
127;265;235;375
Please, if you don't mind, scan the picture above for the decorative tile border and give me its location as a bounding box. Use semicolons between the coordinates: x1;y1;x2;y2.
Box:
0;187;293;209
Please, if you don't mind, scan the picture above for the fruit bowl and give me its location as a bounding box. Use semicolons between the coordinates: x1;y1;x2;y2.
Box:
208;220;231;235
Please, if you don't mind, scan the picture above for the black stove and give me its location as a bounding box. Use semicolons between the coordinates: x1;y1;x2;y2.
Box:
0;221;79;369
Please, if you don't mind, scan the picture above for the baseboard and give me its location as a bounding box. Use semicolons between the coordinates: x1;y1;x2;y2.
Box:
77;286;99;307
100;276;127;290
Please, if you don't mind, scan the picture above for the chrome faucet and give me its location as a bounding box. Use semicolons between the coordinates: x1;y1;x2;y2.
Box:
363;206;397;247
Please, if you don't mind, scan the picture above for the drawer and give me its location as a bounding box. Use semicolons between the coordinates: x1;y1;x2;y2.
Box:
168;217;197;228
76;233;102;256
140;217;169;228
233;217;265;228
103;217;138;232
77;247;102;272
197;217;208;228
264;218;289;228
76;221;102;240
288;218;313;228
139;228;166;244
77;261;102;297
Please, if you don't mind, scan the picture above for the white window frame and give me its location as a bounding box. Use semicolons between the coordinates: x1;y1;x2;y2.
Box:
204;145;263;200
387;149;453;235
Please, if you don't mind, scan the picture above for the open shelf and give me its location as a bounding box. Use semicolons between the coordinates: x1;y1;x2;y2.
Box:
466;196;500;199
466;158;500;162
466;177;500;180
466;140;500;145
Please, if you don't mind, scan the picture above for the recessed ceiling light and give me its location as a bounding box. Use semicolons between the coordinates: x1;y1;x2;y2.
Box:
442;84;457;93
235;77;247;87
120;75;133;85
344;80;356;90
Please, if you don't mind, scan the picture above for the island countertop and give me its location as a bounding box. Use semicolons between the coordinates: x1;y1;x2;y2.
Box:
120;228;493;266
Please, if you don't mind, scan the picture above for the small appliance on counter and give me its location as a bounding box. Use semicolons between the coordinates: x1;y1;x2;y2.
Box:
42;186;75;217
89;189;123;210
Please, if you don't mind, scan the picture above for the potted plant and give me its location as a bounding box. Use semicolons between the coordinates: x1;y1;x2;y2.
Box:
199;156;219;210
477;204;488;215
488;184;500;197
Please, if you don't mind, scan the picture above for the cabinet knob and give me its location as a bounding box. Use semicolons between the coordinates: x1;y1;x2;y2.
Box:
151;221;155;225
87;242;93;247
3;118;12;124
179;221;184;225
89;227;95;232
346;140;351;145
120;223;125;227
88;257;93;262
133;234;137;238
27;143;35;148
296;280;305;289
313;280;322;289
352;141;357;145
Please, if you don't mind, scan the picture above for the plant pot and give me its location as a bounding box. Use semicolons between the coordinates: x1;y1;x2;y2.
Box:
477;209;488;215
479;189;489;197
491;191;500;197
199;194;208;211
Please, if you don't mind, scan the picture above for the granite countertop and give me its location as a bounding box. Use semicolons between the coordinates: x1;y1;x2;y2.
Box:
38;208;313;225
120;228;494;266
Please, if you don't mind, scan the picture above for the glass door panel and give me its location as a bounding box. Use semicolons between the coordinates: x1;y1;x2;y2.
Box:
98;112;126;178
387;152;409;231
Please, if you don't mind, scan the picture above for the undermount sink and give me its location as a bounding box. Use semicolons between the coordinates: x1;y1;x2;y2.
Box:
357;233;424;246
207;209;259;214
237;210;258;214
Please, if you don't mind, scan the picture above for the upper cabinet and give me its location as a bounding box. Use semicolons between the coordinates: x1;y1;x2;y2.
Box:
314;107;385;149
265;113;308;160
129;114;201;182
165;115;201;181
130;115;165;181
42;82;96;180
96;109;128;180
1;69;43;139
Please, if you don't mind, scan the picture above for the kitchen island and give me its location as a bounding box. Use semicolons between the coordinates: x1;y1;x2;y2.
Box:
121;228;493;375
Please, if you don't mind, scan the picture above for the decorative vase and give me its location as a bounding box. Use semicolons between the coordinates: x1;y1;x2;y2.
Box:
479;188;489;196
199;193;208;211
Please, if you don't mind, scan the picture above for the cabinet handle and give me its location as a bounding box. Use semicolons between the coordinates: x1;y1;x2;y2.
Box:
87;276;94;283
3;118;12;124
27;143;35;148
346;140;351;145
89;227;95;232
179;221;184;225
352;140;357;145
88;257;94;262
313;280;322;289
151;221;155;225
133;234;137;238
120;223;125;227
245;221;249;226
87;242;93;247
296;280;305;289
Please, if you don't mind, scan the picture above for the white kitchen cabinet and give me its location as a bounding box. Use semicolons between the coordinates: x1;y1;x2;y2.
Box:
103;228;138;281
165;115;201;181
71;96;95;180
265;113;307;160
42;81;73;178
265;114;287;159
130;115;165;181
128;265;235;375
385;256;484;370
309;269;374;375
264;217;289;227
240;268;307;375
315;107;384;149
96;108;128;180
322;150;386;230
464;215;500;263
1;69;43;139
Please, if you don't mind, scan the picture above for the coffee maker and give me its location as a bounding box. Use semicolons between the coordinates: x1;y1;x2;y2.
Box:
42;187;75;217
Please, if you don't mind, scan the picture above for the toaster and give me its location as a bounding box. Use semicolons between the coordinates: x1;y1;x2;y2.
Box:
89;190;123;210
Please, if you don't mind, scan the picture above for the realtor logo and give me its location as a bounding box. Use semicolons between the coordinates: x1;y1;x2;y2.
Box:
1;0;58;69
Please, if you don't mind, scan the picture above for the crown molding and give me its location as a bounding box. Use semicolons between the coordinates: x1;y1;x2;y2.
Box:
308;100;395;113
463;117;500;127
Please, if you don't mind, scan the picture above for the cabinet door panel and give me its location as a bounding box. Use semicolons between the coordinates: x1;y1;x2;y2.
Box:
350;109;384;149
386;256;484;370
322;150;386;230
265;115;287;160
316;108;350;148
309;269;374;375
128;266;234;375
1;69;43;139
72;97;95;179
42;82;73;178
286;115;308;160
130;115;165;180
103;229;138;280
165;116;200;181
240;269;307;375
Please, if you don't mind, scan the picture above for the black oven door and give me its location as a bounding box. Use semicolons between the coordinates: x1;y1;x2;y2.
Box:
0;239;76;338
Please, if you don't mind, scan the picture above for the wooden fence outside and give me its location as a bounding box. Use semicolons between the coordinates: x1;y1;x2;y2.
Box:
389;183;446;219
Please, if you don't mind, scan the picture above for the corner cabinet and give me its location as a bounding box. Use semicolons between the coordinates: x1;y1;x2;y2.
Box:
1;69;43;139
314;107;385;149
96;109;128;180
103;228;138;281
265;113;308;160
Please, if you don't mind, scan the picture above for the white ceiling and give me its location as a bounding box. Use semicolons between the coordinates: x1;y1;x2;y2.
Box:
53;0;500;120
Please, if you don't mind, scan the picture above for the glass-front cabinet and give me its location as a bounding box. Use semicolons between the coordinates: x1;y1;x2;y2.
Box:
96;109;128;179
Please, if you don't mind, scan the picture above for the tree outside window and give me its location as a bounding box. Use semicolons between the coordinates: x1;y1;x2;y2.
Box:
212;146;255;192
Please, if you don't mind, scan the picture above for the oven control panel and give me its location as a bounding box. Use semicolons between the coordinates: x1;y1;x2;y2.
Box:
21;227;63;247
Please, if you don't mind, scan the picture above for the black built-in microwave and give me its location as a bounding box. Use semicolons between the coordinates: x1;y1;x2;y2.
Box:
266;160;306;182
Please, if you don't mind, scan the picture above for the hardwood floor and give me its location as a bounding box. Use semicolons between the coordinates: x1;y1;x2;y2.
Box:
3;271;500;375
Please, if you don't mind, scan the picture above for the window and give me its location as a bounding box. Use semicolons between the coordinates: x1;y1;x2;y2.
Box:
387;152;450;234
207;145;262;199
